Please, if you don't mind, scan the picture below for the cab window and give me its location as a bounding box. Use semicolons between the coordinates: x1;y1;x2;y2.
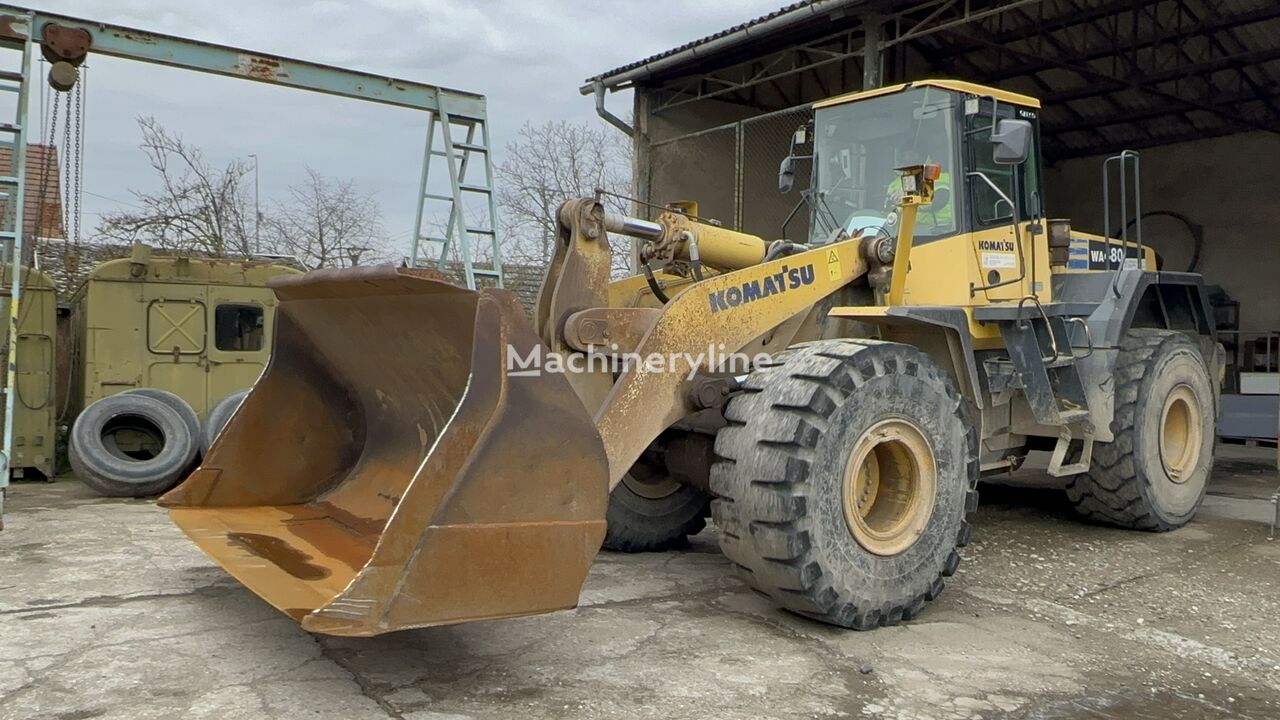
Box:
811;87;961;244
214;304;264;352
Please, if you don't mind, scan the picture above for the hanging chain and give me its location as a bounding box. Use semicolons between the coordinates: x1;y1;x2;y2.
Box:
60;89;71;250
29;89;61;262
71;69;84;250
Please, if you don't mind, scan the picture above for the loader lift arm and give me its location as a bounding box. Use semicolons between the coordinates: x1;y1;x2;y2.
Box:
537;198;871;490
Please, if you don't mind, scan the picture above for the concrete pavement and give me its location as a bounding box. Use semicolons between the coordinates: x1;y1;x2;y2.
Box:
1;446;1277;719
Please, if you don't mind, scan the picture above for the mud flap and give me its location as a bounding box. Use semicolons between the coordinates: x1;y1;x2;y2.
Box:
160;266;608;636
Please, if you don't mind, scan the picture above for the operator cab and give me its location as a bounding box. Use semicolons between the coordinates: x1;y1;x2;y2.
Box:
784;80;1041;248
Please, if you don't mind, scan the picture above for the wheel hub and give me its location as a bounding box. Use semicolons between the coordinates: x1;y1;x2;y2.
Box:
1159;384;1202;483
841;418;937;557
621;471;682;500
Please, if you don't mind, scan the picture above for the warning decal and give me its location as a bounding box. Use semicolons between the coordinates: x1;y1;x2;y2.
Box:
826;248;842;280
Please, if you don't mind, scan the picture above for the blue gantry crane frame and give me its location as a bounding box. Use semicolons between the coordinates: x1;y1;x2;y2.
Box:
0;4;503;521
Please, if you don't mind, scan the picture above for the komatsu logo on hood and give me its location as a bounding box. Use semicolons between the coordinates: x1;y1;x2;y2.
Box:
708;263;816;314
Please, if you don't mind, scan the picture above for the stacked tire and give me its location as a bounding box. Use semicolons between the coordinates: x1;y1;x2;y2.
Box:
70;389;201;497
71;388;253;497
201;389;248;455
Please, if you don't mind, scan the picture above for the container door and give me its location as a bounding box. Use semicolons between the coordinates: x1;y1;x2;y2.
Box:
206;287;273;414
144;289;209;413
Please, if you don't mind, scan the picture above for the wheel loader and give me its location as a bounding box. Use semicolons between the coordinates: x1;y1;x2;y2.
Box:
160;79;1221;636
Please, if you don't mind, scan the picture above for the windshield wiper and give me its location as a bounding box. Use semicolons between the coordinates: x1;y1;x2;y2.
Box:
814;192;847;240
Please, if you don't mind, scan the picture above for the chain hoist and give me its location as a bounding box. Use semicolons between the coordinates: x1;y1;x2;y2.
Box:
38;21;90;258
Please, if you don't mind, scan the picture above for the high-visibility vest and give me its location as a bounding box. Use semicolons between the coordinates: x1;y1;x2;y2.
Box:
887;171;953;231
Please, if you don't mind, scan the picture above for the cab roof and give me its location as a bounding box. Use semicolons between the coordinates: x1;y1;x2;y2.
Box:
814;79;1041;111
87;255;301;286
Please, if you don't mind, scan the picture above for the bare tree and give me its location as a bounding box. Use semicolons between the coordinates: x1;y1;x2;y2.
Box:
267;167;387;269
96;117;255;257
496;120;633;274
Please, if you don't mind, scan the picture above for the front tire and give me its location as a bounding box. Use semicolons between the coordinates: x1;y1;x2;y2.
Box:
1066;329;1215;531
602;453;709;552
711;339;978;629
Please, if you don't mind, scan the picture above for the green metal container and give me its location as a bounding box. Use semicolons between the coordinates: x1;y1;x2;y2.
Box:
0;263;57;478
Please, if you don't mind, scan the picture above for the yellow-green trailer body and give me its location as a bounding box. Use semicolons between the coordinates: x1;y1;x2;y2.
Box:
69;253;300;420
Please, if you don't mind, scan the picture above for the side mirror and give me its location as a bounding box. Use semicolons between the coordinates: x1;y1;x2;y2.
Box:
991;118;1032;165
778;156;796;193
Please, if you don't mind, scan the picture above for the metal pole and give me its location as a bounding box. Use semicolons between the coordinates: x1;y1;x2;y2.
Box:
1;16;32;521
862;14;883;89
249;153;259;252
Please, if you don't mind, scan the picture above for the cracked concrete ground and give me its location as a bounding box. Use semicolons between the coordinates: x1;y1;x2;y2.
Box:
1;445;1278;720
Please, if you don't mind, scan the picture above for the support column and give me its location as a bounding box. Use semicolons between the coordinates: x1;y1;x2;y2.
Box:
862;14;884;90
630;89;653;273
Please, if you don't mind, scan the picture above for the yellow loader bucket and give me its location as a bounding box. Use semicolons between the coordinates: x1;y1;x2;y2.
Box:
160;266;608;636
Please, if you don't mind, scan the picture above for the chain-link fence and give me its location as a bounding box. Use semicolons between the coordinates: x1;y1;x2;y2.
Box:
647;105;814;243
741;107;812;242
648;124;736;226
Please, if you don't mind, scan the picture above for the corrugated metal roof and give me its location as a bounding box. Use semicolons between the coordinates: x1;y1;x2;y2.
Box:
586;0;863;87
603;0;1280;159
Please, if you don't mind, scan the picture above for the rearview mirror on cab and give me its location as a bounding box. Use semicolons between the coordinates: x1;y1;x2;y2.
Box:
779;155;796;193
991;118;1032;164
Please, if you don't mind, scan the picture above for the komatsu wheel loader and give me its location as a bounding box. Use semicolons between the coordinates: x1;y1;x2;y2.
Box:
161;80;1221;636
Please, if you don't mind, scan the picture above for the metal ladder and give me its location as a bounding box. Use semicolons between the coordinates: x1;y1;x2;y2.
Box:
0;9;34;522
409;97;503;289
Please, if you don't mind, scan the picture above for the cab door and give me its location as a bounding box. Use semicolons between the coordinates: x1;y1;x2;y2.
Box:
963;98;1050;303
205;286;273;413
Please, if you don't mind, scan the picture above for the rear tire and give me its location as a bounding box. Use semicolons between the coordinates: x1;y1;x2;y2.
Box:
1066;329;1214;531
602;456;709;552
712;339;978;629
70;394;198;497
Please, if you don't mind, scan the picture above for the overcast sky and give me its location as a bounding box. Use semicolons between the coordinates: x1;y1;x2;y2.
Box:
30;0;785;253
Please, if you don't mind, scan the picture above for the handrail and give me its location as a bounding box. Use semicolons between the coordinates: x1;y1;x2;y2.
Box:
967;171;1027;294
1016;295;1059;362
1102;150;1141;298
1065;317;1094;360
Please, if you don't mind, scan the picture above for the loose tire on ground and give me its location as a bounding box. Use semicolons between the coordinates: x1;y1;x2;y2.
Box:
1066;329;1215;531
711;339;978;629
70;393;199;497
602;466;710;552
121;388;201;462
202;389;249;454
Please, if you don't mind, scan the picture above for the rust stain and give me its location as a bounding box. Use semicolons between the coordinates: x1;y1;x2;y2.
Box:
110;29;159;45
235;54;288;82
0;16;25;42
227;532;329;581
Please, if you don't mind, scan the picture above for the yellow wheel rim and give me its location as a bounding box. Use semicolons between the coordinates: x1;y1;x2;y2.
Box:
1159;384;1202;483
841;419;937;557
